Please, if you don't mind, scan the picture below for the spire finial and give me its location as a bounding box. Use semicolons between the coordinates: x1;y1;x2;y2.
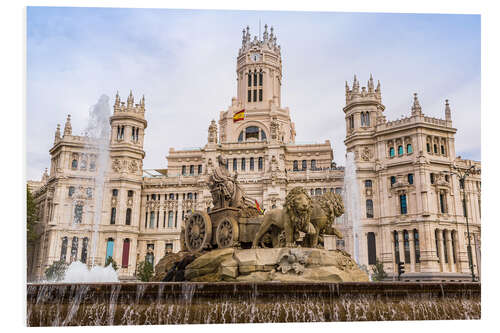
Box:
445;99;451;121
55;123;61;142
63;114;72;136
411;93;422;115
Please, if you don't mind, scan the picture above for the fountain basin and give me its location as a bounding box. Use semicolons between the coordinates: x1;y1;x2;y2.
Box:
27;282;480;326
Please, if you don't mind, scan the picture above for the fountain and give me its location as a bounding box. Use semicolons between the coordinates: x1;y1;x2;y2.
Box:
344;152;361;263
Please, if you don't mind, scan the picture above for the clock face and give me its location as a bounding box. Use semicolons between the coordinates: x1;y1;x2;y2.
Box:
251;53;261;62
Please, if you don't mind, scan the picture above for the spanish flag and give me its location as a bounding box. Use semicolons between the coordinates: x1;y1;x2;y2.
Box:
255;200;264;214
233;109;245;122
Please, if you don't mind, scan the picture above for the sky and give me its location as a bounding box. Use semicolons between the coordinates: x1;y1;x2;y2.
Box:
26;7;481;180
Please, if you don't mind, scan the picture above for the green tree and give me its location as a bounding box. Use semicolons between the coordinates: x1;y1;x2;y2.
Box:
45;260;68;281
371;258;388;281
105;256;119;271
26;185;39;244
136;260;154;282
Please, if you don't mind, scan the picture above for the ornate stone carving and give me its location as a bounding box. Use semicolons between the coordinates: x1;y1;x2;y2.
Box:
128;160;138;174
112;158;123;172
360;146;373;161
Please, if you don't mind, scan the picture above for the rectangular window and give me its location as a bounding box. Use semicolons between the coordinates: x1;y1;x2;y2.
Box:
394;232;400;264
189;165;194;175
253;89;257;102
427;143;431;153
250;157;254;170
241;158;246;171
440;193;446;213
247;90;251;102
122;239;130;268
404;231;410;264
430;173;435;184
233;158;237;171
182;165;186;175
168;211;174;227
259;72;263;85
399;194;408;214
110;207;116;225
259;89;262;101
408;173;414;185
253;73;257;86
248;73;252;87
106;239;114;260
198;165;202;174
367;232;376;265
112;189;118;196
414;230;420;263
163;211;166;228
145;212;148;228
302;160;307;171
258;157;263;170
149;211;155;228
125;208;132;225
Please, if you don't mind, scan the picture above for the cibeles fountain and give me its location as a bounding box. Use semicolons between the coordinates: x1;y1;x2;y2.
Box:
27;112;480;326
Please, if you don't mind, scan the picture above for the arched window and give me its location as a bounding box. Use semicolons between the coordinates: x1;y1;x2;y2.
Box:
80;155;87;169
70;236;79;261
250;157;254;170
408;173;414;185
259;71;263;86
128;190;134;197
146;244;154;265
433;144;438;154
430;173;435;184
406;144;413;154
245;126;259;140
367;232;376;265
60;237;68;262
366;199;374;218
189;165;194;175
311;160;316;170
293;160;298;171
169;193;175;200
241;157;246;170
365;180;372;188
426;143;431;153
110;207;116;225
233;158;237;171
399;194;407;214
258;157;263;170
365;112;370;126
68;186;75;197
248;72;252;86
106;238;114;261
187;193;193;200
125;208;132;225
403;230;410;264
198;165;202;174
315;188;322;196
122;239;130;268
390;176;396;185
439;192;447;213
414;229;420;263
302;160;307;171
71;159;78;169
360;112;365;126
441;145;445;155
398;145;404;156
81;237;88;263
182;165;186;175
389;147;395;157
149;211;155;228
253;72;257;86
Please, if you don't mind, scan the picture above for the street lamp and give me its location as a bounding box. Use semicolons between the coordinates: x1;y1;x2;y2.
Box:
449;164;479;282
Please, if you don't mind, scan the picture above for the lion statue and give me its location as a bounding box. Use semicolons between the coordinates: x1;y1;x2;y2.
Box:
311;192;344;244
252;190;345;249
252;187;318;248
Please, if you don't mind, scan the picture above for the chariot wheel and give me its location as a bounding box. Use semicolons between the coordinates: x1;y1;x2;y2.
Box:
215;216;239;248
185;211;212;252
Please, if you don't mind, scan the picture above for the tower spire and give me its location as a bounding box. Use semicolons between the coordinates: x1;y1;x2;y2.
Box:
54;124;61;143
411;93;422;115
368;73;374;93
445;99;452;121
352;74;359;93
63;114;72;136
127;90;134;107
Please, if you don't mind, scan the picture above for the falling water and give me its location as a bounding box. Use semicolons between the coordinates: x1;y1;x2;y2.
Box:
84;95;111;267
344;152;361;264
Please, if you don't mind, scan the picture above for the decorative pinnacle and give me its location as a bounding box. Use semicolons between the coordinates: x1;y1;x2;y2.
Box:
445;99;451;120
63;114;72;136
411;93;422;114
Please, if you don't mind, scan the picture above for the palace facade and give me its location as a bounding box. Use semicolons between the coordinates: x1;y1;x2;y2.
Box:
27;25;481;282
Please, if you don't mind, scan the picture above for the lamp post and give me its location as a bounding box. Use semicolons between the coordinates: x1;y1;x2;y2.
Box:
450;164;478;282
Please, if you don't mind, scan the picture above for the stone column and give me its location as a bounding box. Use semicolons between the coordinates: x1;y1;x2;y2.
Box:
437;230;445;272
445;229;455;272
409;231;416;272
390;233;397;274
398;230;405;264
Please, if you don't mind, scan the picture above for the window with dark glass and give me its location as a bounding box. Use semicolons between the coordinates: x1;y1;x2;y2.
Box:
60;237;68;261
400;194;408;214
365;180;372;188
311;160;316;170
233;158;237;171
414;229;420;263
241;158;246;171
81;237;88;263
258;157;263;170
390;176;396;185
260;130;267;141
128;190;133;197
442;230;448;263
110;207;116;224
70;236;78;261
435;229;440;258
247;90;251;102
366;199;374;218
439;192;447;213
198;165;202;174
149;211;155;228
245;126;259;140
259;72;263;85
441;145;445;155
389;147;395;157
259;89;262;101
68;186;75;197
393;231;400;264
250;157;254;170
302;160;307;171
367;232;376;265
248;72;252;86
253;72;257;86
74;204;83;224
407;144;413;154
187;192;193;200
238;131;244;142
408;173;414;185
189;165;194;175
72;159;78;169
182;165;186;175
112;189;118;197
293;160;298;171
253;89;257;102
125;208;132;225
151;194;156;200
403;230;410;264
430;173;435;184
451;231;457;263
398;145;404;156
434;144;438;154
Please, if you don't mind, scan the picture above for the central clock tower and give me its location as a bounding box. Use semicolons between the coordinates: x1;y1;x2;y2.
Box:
236;25;283;109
